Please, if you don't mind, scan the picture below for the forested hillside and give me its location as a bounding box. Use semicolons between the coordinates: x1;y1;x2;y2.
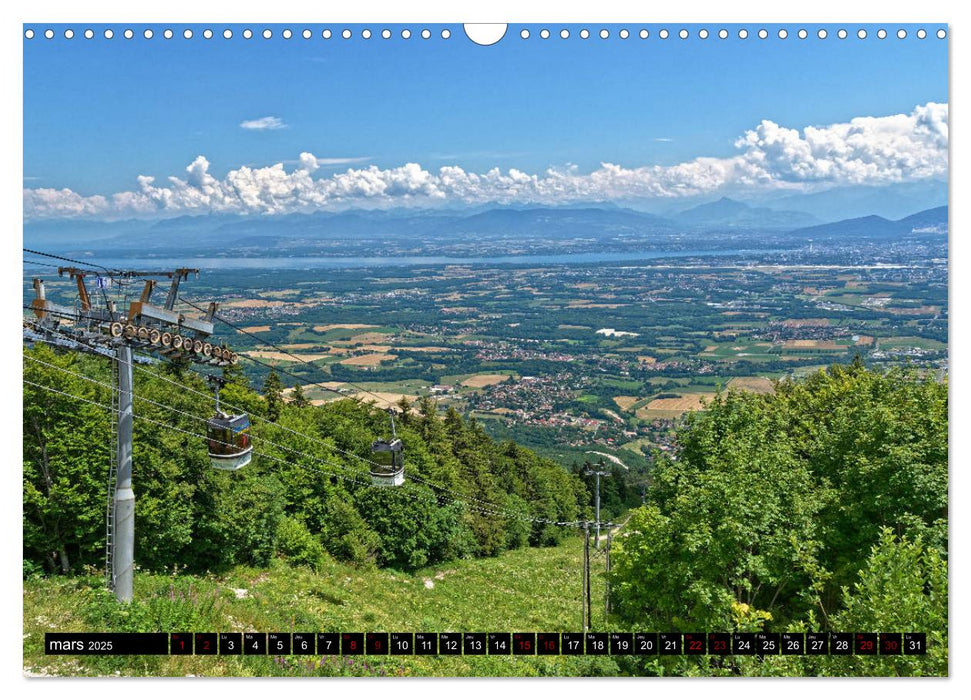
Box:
611;361;948;675
23;344;587;577
23;350;948;676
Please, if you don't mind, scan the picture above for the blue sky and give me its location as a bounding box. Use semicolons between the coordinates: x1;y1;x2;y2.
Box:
23;24;948;217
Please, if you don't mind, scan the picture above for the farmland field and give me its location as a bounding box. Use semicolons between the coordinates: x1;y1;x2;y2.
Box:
461;374;514;388
637;393;715;419
24;241;948;491
726;376;776;394
339;353;397;367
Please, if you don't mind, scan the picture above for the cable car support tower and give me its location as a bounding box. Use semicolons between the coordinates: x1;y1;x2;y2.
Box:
25;267;240;602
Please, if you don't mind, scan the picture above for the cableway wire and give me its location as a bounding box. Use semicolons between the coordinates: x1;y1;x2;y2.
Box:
23;246;411;406
23;248;120;274
22;322;380;469
22;251;586;526
26;349;576;526
23;376;583;527
24;312;585;526
167;303;577;523
24;378;589;631
21;299;352;404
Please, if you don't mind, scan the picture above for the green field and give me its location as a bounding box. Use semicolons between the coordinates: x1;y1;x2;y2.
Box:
24;538;614;677
879;336;947;350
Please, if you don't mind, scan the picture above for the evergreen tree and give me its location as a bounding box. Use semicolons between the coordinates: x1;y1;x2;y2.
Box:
262;369;284;421
290;382;309;408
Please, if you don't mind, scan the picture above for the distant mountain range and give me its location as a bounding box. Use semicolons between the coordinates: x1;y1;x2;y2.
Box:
788;206;948;239
24;199;948;253
758;180;948;221
674;197;821;230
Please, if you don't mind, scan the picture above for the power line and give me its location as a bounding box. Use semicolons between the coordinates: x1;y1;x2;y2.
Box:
23;258;64;269
23;320;393;475
30;350;573;526
23;362;582;528
23;247;120;274
165;307;582;524
25;377;595;633
25;306;580;526
23;376;573;526
22;249;584;526
25;353;374;479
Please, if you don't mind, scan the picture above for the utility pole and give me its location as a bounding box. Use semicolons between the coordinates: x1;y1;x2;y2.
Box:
584;523;592;632
584;465;610;549
582;521;590;632
26;266;237;602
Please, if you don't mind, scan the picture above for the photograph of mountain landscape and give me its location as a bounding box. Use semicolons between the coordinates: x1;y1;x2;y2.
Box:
22;22;947;678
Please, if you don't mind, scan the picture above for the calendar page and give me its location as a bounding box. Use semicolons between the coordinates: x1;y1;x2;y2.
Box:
22;20;948;679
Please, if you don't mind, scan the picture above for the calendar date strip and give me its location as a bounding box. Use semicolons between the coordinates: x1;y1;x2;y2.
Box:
45;631;927;656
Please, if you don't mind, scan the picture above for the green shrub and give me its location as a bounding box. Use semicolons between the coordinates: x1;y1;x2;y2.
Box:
275;516;327;570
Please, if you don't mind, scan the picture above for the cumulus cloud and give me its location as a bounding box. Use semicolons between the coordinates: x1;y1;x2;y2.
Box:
25;103;948;219
239;116;287;130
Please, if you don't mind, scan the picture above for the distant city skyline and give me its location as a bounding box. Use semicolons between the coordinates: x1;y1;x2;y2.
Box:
23;24;948;219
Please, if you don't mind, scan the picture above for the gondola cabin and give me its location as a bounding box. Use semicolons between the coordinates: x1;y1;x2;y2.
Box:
207;413;253;471
370;438;404;486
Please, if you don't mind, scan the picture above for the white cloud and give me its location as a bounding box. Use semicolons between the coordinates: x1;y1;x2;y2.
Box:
313;156;372;166
239;116;287;130
25;103;948;219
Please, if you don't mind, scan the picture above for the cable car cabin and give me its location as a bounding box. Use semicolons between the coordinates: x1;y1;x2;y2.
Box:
207;413;253;471
370;438;404;486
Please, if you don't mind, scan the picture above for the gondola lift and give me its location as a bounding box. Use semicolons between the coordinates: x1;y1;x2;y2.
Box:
370;407;404;486
206;376;253;471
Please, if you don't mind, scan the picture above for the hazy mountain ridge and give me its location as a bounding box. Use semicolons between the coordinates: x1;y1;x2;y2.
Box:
789;206;948;239
24;201;948;254
674;197;821;230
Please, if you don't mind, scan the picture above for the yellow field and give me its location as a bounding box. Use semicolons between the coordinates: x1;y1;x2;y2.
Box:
461;374;511;388
312;324;378;332
647;394;714;411
239;325;271;333
887;305;940;316
855;335;875;346
339;353;397;367
613;396;640;412
349;332;394;345
637;356;657;364
782;339;847;350
636;393;715;419
245;350;332;362
398;346;452;352
727;377;775;394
